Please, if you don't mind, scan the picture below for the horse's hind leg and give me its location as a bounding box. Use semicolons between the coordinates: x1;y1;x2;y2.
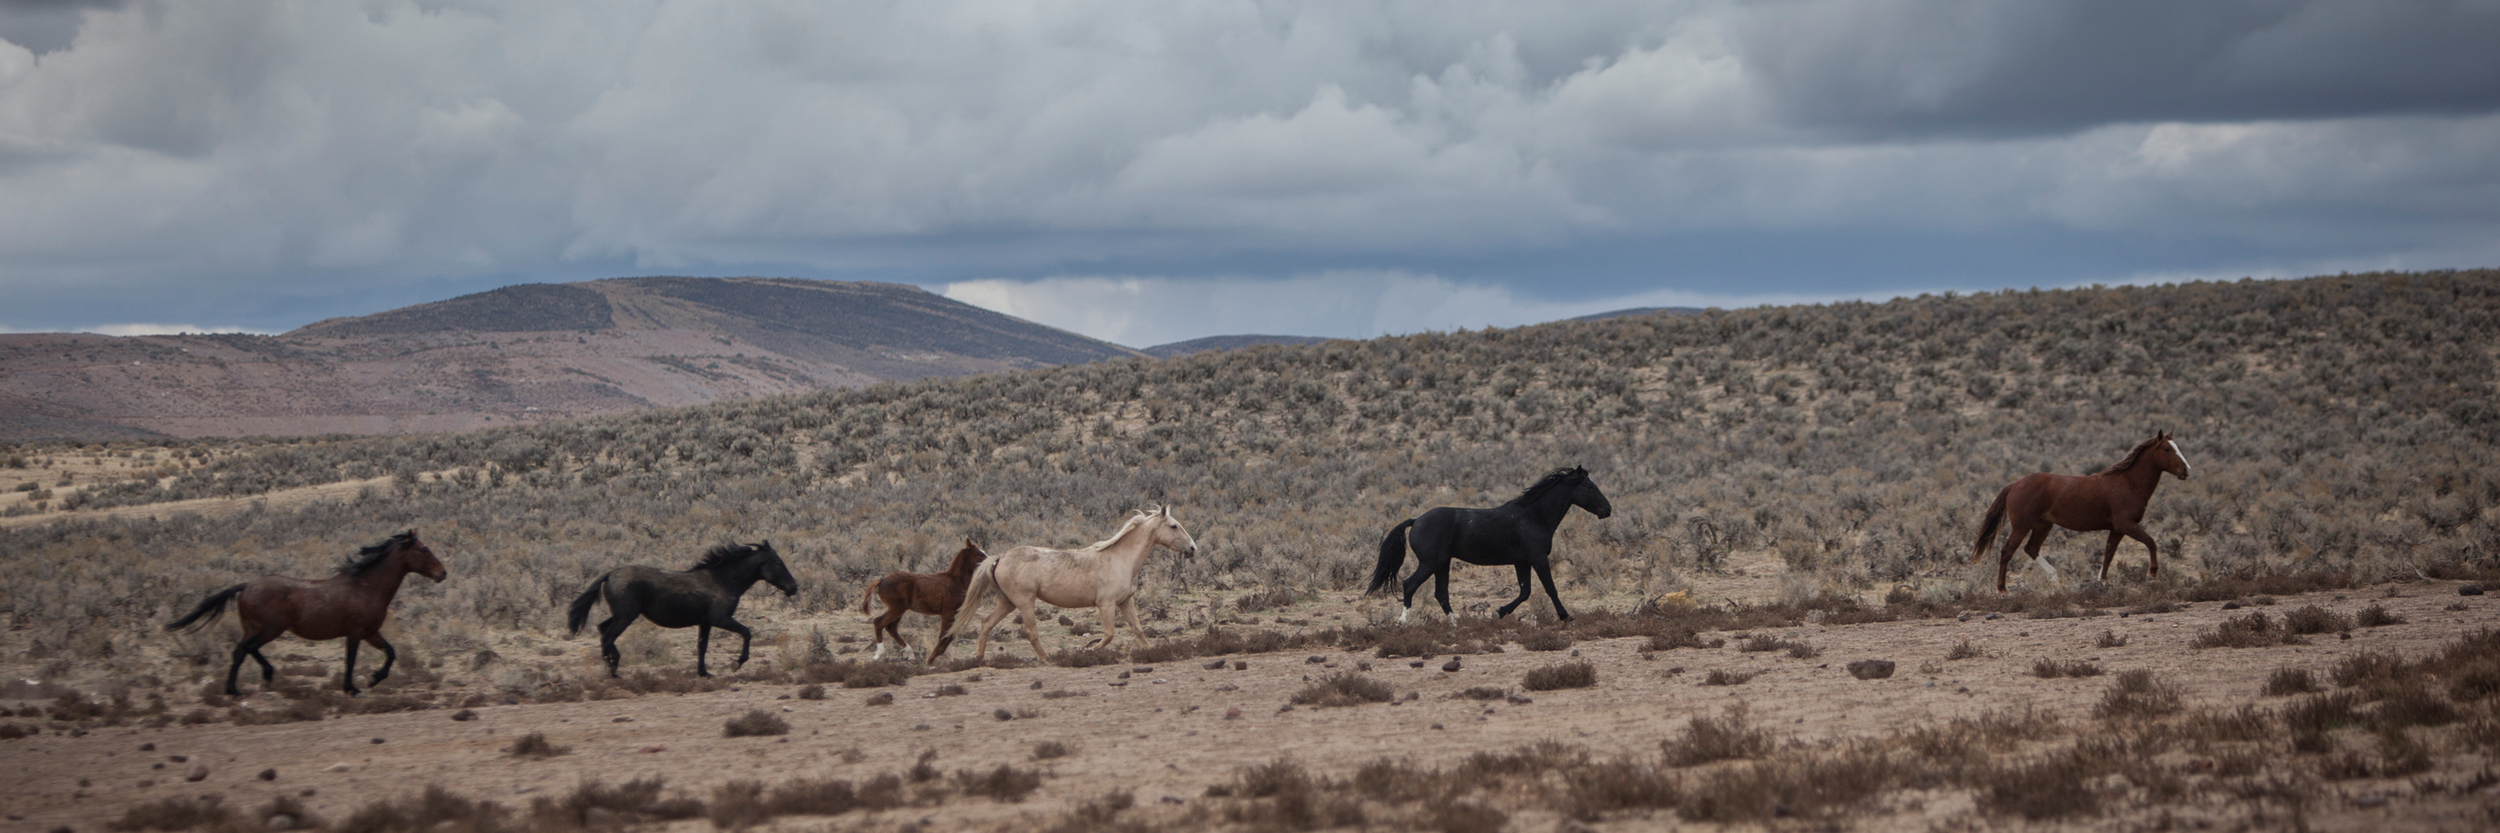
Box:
1020;603;1051;663
596;617;631;677
1089;604;1121;650
365;633;397;687
1119;599;1151;649
972;602;1015;661
225;632;278;697
1994;520;2035;592
927;613;956;666
2099;531;2126;582
1496;564;1535;619
1432;568;1456;625
1398;561;1434;623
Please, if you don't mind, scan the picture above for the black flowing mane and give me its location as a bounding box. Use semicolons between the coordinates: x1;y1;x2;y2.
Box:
2096;436;2163;475
1506;466;1588;506
690;543;762;571
337;531;417;577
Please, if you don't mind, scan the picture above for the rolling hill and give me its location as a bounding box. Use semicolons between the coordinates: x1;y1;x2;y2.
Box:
0;277;1147;440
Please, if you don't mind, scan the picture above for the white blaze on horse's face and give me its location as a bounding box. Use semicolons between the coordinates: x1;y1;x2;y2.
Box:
2168;439;2191;479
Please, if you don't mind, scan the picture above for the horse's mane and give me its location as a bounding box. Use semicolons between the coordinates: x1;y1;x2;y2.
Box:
1084;512;1158;551
945;542;985;572
2096;436;2164;475
690;543;762;571
338;532;415;576
1507;466;1587;506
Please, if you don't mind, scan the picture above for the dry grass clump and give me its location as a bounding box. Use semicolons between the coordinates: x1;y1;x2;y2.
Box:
1233;586;1297;612
2263;666;2319;696
2094;629;2129;648
954;764;1044;802
1290;672;1395;707
1522;661;1597;691
1945;639;1985;660
2095;670;2183;720
1661;704;1773;766
1516;628;1573;652
2031;659;2103;678
2190;611;2307;648
1701;668;1758;686
1033;740;1075;760
723;708;790;737
2280;604;2351;635
2356;603;2407;627
709;774;908;829
504;731;570;759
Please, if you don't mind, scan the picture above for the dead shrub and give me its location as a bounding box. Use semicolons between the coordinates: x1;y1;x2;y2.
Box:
1973;741;2118;820
1662;704;1773;766
1350;758;1436;803
724;709;790;737
1946;639;1985;660
337;784;507;833
108;795;234;831
1234;586;1297;612
1701;669;1757;686
1562;757;1681;813
1522;660;1596;691
1455;686;1506;701
2374;687;2460;729
1057;646;1125;668
840;661;913;689
505;731;570;759
2281;604;2351;635
1677;745;1894;823
2355;603;2406;627
2095;670;2182;720
2031;659;2102;678
1034;740;1074;760
1424;802;1507;833
1290;672;1395;707
1517;628;1573;652
2191;611;2306;648
2094;629;2129;648
795;684;825;700
2263;666;2319;696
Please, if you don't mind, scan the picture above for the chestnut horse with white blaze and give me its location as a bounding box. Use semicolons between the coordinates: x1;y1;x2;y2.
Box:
1972;432;2192;592
945;507;1197;664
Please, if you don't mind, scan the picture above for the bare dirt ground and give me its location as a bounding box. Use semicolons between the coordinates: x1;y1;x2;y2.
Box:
4;563;2497;832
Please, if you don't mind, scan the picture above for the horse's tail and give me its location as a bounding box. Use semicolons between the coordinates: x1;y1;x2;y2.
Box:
1973;487;2012;562
942;560;999;642
859;579;882;616
566;574;610;636
1367;519;1416;595
165;584;247;633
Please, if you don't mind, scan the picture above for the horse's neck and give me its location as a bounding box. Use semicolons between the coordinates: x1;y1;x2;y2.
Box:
1519;488;1576;530
349;559;414;597
707;560;764;593
2111;463;2165;497
1095;526;1157;575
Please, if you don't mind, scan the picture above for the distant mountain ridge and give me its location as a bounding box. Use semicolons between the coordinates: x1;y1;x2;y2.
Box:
1142;334;1336;358
0;277;1146;440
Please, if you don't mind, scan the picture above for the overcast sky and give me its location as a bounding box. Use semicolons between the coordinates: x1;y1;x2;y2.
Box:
4;1;2496;347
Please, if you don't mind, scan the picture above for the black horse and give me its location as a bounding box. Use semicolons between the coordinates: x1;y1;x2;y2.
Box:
1367;466;1612;623
566;541;799;677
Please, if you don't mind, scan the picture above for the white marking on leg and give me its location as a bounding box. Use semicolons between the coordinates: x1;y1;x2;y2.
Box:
1398;606;1411;624
2036;554;2062;581
871;642;886;661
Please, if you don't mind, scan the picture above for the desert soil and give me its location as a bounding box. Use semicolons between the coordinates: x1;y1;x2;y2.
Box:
4;565;2496;832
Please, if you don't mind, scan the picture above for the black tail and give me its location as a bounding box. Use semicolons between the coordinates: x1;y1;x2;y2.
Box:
1367;519;1416;595
1973;487;2011;562
566;575;610;636
166;584;246;633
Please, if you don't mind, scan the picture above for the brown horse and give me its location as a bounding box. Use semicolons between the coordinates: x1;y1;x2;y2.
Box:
166;530;448;696
859;539;987;664
1973;432;2192;592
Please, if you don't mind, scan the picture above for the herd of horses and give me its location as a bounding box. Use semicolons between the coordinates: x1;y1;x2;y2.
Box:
163;434;2193;696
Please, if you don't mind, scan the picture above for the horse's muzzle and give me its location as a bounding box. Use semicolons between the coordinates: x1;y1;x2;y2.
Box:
425;568;448;582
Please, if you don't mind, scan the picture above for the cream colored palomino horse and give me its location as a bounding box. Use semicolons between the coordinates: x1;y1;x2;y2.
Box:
945;507;1198;663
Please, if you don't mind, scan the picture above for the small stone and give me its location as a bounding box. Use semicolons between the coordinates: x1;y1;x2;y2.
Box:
1441;659;1462;672
139;743;156;752
1430;723;1444;730
865;692;894;706
1203;659;1227;670
1984;613;2003;621
324;763;352;773
612;716;633;723
1409;660;1425;668
267;813;298;830
1846;660;1897;680
1109;680;1128;687
1118;670;1132;679
1233;661;1248;671
1505;693;1533;705
638;745;666;753
257;768;276;781
993;709;1014;721
369;738;384;745
169;755;188;763
2352;792;2391;808
1224;707;1242;720
2222;601;2243;610
1306;655;1325;664
2462;584;2486;596
450;709;478;722
1133;666;1154;673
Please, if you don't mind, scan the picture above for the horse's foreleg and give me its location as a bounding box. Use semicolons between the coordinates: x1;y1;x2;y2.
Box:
722;619;755;671
341;638;363;696
1496;564;1535;618
2118;525;2159;579
365;633;397;687
694;624;714;677
1090;604;1121;651
1533;562;1572;622
927;614;956;666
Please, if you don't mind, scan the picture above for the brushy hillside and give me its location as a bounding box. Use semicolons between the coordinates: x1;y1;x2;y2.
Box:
2;270;2496;670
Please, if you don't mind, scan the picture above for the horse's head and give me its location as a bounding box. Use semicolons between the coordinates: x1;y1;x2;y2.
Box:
2149;431;2191;480
754;541;800;597
1141;506;1199;558
949;539;988;575
399;530;448;582
1567;466;1613;519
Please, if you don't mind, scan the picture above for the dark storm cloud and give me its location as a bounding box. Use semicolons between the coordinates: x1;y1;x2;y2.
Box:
0;1;2495;341
1741;0;2500;138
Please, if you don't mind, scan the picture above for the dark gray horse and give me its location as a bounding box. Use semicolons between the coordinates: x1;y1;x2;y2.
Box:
566;541;798;677
1367;466;1612;623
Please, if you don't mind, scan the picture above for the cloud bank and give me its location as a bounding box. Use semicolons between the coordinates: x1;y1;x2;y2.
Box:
2;1;2495;339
